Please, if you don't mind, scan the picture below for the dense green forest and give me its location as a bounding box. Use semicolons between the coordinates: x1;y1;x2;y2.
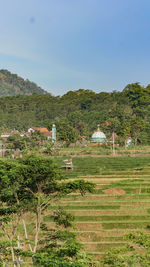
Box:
0;77;150;145
0;69;46;96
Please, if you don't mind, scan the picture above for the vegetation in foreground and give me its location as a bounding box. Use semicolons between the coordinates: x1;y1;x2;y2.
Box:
0;154;94;266
0;153;150;266
103;232;150;266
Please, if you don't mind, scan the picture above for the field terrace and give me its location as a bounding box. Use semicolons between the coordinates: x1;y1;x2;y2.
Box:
49;156;150;261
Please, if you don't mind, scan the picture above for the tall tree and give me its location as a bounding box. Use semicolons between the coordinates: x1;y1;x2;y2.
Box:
0;155;94;266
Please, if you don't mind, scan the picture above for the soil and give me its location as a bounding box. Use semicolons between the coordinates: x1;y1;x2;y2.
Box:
103;188;126;195
71;210;147;215
76;223;103;231
76;195;117;200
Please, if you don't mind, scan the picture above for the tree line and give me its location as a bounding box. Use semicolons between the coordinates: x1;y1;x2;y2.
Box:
0;83;150;145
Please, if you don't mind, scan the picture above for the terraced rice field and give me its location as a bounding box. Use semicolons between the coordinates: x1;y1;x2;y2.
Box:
52;157;150;261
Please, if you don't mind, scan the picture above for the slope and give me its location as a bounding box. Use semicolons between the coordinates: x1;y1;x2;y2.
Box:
51;156;150;261
0;69;47;96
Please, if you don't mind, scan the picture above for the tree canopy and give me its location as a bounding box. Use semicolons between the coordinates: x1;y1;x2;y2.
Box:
0;81;150;144
0;154;94;266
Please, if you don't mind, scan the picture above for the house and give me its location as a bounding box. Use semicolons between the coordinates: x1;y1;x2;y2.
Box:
1;130;24;139
27;127;51;139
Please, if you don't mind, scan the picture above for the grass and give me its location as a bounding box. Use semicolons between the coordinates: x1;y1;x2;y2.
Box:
22;155;149;262
50;205;120;210
44;215;150;222
53;156;150;178
57;145;150;159
4;155;149;264
102;222;150;229
77;233;123;242
74;215;150;221
83;242;127;252
49;156;150;260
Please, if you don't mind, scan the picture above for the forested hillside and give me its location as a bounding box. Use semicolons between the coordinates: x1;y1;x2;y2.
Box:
0;69;47;96
0;82;150;145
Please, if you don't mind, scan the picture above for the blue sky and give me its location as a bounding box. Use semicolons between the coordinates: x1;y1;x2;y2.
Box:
1;0;150;95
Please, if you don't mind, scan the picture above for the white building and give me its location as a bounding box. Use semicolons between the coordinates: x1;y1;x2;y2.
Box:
91;126;106;143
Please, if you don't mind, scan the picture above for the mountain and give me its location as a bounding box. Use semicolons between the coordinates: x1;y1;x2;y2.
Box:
0;69;47;96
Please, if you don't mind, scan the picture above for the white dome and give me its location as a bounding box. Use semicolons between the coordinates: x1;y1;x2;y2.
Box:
91;128;106;143
92;131;106;139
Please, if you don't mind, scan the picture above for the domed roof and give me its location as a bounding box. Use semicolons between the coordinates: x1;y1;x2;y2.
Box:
91;127;106;143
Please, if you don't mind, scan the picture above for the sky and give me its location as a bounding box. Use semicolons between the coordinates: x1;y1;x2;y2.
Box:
1;0;150;95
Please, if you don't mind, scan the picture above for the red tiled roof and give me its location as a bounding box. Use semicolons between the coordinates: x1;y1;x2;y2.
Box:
31;127;49;133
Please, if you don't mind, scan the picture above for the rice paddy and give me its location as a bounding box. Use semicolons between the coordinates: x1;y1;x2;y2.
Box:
52;156;150;260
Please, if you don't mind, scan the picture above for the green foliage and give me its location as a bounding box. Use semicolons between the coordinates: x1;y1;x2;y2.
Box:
0;155;94;266
102;232;150;266
0;69;47;96
52;207;75;228
0;80;150;144
33;220;94;266
6;131;46;151
56;119;78;145
43;142;53;155
7;134;26;150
